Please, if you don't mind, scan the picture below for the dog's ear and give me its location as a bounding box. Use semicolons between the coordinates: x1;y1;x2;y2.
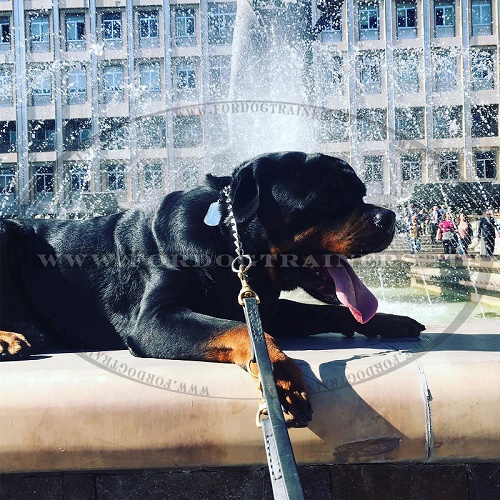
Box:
230;162;260;224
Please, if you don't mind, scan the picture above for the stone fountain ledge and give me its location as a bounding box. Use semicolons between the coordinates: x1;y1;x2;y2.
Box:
1;321;499;478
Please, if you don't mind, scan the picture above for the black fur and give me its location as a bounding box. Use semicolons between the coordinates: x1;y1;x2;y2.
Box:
1;152;424;423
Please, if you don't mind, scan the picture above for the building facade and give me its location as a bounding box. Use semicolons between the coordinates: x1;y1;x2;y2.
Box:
0;0;498;215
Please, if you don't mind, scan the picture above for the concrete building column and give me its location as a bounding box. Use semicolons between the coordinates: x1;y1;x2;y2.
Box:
126;0;138;202
89;0;100;191
347;0;359;173
163;0;175;194
200;0;210;177
422;0;436;182
385;0;398;202
52;0;64;210
13;0;29;214
461;0;473;181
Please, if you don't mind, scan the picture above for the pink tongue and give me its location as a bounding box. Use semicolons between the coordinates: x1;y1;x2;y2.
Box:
326;257;378;324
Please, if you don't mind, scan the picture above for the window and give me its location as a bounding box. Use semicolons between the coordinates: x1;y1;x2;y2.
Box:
475;151;496;179
357;52;381;94
68;163;90;192
176;61;198;99
320;17;342;42
102;12;122;48
471;105;498;137
34;164;54;195
396;1;417;39
209;56;231;99
322;56;344;96
0;166;15;196
29;121;55;152
208;3;236;45
67;68;87;104
438;152;459;180
471;48;495;90
363;156;383;184
66;14;85;50
0;121;16;153
103;65;124;103
0;16;11;50
173;116;203;148
144;164;163;190
139;63;161;100
173;158;199;189
138;10;159;48
357;108;387;141
137;117;166;149
471;0;492;36
31;68;52;106
174;8;196;47
63;119;92;151
316;110;350;143
401;154;422;181
99;118;129;150
395;51;419;93
0;67;12;106
359;1;379;41
104;164;126;191
433;49;458;92
395;107;425;140
433;106;462;138
434;1;455;38
30;14;50;52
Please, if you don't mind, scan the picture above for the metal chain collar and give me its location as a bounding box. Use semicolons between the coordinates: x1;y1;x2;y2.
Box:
222;186;260;305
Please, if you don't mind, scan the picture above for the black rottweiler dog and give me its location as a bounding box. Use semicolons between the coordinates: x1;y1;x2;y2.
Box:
0;152;424;426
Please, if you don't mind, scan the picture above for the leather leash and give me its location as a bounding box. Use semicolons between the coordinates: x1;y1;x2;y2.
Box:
223;187;305;500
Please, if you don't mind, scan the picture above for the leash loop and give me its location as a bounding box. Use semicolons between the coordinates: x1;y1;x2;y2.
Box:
231;254;253;274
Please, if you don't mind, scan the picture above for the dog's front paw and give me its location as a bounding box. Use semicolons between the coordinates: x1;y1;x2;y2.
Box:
358;313;425;338
272;356;313;428
262;333;312;427
0;331;32;360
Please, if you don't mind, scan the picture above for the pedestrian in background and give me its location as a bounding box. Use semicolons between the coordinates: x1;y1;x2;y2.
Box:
429;205;440;245
409;214;421;254
478;210;499;257
457;213;473;256
437;212;457;254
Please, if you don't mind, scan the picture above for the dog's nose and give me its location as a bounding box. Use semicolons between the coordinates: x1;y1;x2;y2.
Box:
373;208;396;228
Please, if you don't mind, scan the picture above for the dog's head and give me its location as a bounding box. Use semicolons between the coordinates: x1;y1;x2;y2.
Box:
226;152;396;323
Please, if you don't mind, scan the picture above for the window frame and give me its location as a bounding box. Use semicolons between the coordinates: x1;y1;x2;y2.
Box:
396;1;417;39
138;10;159;48
434;1;455;37
66;13;86;51
0;16;11;50
438;152;460;180
30;14;50;52
104;163;126;191
471;0;493;36
174;8;196;47
208;2;236;45
475;151;497;179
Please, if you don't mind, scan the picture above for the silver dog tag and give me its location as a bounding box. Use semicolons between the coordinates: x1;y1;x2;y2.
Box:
204;201;221;226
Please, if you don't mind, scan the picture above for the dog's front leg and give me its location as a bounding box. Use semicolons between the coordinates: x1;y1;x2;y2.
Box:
270;300;425;338
127;305;312;426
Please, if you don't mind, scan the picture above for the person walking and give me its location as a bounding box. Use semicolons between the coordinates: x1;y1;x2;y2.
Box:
409;214;422;254
417;208;428;235
429;206;440;245
437;212;457;254
478;210;500;257
457;213;473;256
